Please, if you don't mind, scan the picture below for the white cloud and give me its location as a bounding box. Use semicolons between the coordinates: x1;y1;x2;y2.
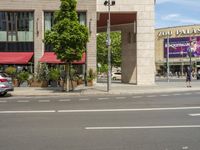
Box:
179;18;200;24
157;0;200;7
161;13;200;25
162;14;180;20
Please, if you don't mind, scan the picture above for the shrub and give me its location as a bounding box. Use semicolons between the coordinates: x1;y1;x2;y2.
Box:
5;66;16;78
49;68;60;81
36;63;49;82
16;71;30;87
87;68;96;81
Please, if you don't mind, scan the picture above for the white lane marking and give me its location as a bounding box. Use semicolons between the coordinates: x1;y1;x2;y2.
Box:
0;110;55;114
183;93;192;95
0;100;7;103
17;100;29;103
115;97;126;100
132;96;142;99
182;146;189;150
59;99;71;102
79;98;89;101
189;113;200;116
58;106;200;113
146;95;157;98
1;107;200;114
38;100;50;103
160;94;169;97
98;98;109;100
173;93;181;96
85;125;200;130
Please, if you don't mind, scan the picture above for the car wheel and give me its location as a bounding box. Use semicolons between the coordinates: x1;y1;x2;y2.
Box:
0;92;7;96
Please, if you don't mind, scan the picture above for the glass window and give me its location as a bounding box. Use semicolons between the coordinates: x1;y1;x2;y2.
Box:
78;12;86;26
0;11;34;52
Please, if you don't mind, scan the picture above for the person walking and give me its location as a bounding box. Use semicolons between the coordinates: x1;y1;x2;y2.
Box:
186;66;192;87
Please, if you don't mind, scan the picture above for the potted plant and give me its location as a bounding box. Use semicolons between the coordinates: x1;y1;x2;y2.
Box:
49;68;60;87
5;66;17;85
35;63;49;87
16;71;30;87
77;74;83;85
87;68;96;86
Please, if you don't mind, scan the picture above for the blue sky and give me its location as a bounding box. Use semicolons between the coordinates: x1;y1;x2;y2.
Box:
156;0;200;28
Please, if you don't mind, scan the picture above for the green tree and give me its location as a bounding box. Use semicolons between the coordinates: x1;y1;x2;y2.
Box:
97;32;121;69
45;0;88;91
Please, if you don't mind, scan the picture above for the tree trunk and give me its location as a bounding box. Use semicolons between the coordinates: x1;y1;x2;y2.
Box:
61;63;70;92
69;63;74;91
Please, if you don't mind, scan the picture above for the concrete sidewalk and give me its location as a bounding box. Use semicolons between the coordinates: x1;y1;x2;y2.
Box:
10;80;200;96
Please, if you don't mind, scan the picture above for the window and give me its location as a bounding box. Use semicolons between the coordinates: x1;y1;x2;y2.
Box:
0;11;34;52
0;12;6;31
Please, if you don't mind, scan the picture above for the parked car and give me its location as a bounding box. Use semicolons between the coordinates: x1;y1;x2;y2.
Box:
197;72;200;80
0;72;14;96
112;72;121;80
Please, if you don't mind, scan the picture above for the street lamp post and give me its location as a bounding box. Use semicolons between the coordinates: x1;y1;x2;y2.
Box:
167;35;170;82
180;49;184;76
104;0;115;92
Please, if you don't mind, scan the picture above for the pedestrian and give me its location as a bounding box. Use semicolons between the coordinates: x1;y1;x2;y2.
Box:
186;66;192;87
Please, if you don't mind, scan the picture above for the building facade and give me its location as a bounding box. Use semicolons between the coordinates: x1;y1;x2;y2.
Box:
155;24;200;76
0;0;155;85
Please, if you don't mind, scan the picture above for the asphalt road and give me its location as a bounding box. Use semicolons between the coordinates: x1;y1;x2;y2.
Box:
1;92;200;150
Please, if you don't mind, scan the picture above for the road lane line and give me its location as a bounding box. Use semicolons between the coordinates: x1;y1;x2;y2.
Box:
38;100;50;103
59;99;71;102
98;98;109;100
0;110;55;114
173;93;181;96
160;94;169;97
146;95;157;98
58;106;200;113
85;125;200;130
132;96;142;99
189;113;200;116
0;100;7;103
79;98;89;101
183;93;192;95
115;97;126;100
17;100;29;103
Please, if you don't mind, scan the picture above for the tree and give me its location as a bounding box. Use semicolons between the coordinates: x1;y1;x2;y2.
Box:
45;0;89;91
97;32;121;70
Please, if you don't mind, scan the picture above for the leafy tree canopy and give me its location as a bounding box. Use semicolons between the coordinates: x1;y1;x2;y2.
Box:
45;0;89;63
97;32;121;68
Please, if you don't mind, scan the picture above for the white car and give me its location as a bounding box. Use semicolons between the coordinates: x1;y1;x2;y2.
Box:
112;72;121;80
0;72;14;96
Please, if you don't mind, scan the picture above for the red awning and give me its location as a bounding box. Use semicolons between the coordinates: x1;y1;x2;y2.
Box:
39;52;85;64
0;52;33;64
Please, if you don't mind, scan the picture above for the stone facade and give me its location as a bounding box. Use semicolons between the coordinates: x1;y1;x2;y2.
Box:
0;0;155;85
0;0;97;73
97;0;155;85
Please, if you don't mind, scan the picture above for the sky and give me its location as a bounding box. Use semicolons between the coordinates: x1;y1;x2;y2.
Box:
156;0;200;28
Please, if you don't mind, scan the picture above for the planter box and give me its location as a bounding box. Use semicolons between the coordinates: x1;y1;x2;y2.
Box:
30;81;48;87
87;80;93;86
77;79;83;85
13;79;19;87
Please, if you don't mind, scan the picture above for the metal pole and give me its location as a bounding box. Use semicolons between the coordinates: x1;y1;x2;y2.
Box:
107;0;111;92
167;35;170;82
181;51;184;76
189;47;192;70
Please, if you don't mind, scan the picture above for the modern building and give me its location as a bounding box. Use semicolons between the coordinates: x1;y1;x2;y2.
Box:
155;24;200;76
0;0;155;85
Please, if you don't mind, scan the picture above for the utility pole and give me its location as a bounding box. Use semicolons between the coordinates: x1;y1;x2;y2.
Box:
104;0;115;92
167;35;170;82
